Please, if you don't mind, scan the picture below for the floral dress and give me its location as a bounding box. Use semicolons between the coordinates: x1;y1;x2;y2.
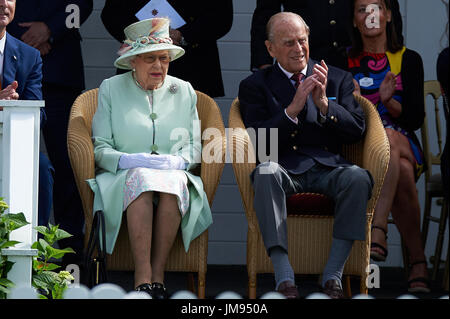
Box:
123;168;190;216
348;48;425;179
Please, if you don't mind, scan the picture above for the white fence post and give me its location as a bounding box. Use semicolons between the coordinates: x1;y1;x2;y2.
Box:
0;100;44;295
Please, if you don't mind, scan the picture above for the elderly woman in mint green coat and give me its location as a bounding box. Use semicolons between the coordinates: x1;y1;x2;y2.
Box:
87;18;212;299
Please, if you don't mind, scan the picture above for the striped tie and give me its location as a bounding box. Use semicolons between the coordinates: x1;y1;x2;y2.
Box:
291;73;304;89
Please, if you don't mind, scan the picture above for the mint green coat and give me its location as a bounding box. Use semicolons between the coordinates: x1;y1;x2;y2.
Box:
87;72;212;254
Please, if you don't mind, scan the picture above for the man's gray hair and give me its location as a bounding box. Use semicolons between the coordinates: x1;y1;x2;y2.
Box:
266;12;310;42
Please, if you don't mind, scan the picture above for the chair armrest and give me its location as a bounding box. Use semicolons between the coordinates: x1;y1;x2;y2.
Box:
195;91;226;205
354;94;390;220
67;114;95;237
228;98;258;231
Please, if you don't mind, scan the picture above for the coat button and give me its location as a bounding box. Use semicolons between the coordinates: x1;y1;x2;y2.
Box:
333;41;338;47
150;113;157;120
151;144;158;152
330;20;336;26
329;0;335;4
291;133;296;138
293;145;298;151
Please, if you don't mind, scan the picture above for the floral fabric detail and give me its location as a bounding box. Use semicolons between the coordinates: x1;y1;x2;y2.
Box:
123;168;190;217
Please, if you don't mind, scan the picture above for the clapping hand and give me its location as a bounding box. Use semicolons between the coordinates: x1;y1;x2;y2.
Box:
0;81;19;111
310;60;329;115
19;22;51;49
353;79;361;96
0;81;19;100
286;72;317;118
379;71;397;105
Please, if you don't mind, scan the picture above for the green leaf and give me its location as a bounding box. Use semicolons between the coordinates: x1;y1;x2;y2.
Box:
46;246;75;260
3;260;15;274
34;226;49;237
54;229;72;242
38;239;50;252
4;213;29;231
0;240;21;249
32;271;57;292
34;261;60;272
0;278;15;288
0;285;10;295
0;199;8;213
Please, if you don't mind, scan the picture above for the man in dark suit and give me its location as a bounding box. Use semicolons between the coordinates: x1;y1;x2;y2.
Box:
0;0;53;229
7;0;93;266
239;12;373;299
101;0;233;98
251;0;403;71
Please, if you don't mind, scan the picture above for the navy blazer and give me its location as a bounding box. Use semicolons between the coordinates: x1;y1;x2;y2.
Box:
7;0;93;90
2;33;44;124
238;60;365;175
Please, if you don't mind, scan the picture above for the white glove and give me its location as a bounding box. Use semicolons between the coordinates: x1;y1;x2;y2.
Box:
118;153;187;170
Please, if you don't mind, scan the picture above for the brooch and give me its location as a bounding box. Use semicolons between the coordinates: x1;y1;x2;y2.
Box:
169;83;178;94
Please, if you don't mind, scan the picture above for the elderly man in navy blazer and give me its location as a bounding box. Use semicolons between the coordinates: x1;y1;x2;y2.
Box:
238;12;373;299
0;0;54;229
7;0;93;266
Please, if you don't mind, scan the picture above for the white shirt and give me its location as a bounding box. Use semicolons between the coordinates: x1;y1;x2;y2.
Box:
0;33;6;86
278;62;307;124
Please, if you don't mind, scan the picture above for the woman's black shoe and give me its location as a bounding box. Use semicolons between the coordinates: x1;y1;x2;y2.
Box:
135;283;152;296
151;282;168;299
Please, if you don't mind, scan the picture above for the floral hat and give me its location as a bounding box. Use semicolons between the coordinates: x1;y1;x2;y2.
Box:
114;18;185;70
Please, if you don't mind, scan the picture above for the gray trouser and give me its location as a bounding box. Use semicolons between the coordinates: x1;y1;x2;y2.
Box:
250;162;373;253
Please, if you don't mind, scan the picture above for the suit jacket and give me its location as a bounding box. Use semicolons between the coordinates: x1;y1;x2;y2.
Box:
7;0;93;90
238;60;365;175
101;0;233;97
2;33;44;123
250;0;403;71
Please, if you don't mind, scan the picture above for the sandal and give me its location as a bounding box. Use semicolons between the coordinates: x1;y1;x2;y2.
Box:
370;225;388;262
407;261;431;293
151;282;168;299
135;283;152;296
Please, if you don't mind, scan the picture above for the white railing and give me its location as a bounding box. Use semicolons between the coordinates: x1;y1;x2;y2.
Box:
6;283;450;299
0;100;44;293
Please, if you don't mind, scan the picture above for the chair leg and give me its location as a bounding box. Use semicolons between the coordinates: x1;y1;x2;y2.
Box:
421;193;432;247
432;199;448;281
198;271;206;299
248;274;257;299
187;272;196;294
443;248;449;291
343;275;352;298
360;276;368;295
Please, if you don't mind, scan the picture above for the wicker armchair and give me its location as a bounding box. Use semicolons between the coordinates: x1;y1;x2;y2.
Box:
228;94;390;298
67;89;226;298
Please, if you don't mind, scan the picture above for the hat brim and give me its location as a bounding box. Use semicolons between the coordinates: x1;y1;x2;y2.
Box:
114;43;185;70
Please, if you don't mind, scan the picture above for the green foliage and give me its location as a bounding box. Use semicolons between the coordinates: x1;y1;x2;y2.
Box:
31;223;75;299
0;198;76;299
0;198;29;298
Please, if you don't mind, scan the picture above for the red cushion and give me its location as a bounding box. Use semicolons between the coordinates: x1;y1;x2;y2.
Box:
286;193;334;216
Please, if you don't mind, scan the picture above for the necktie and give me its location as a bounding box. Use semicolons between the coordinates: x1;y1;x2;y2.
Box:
291;73;304;89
